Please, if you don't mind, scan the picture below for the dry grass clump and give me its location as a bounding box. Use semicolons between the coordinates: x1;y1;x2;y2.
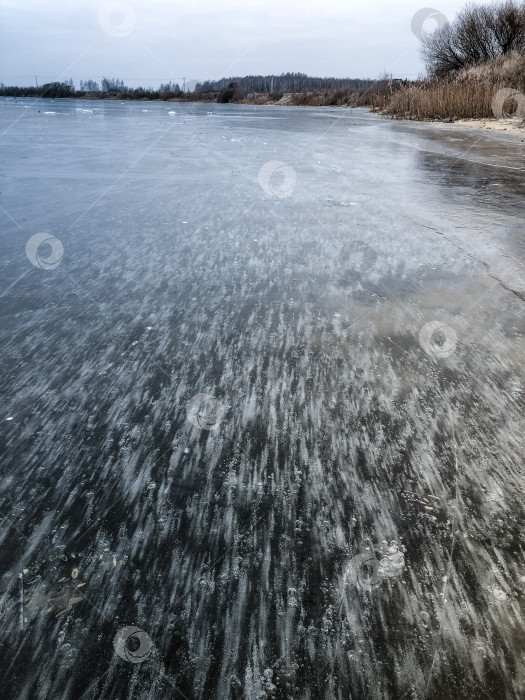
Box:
383;80;496;120
456;50;525;89
286;90;353;106
382;51;525;121
240;88;371;107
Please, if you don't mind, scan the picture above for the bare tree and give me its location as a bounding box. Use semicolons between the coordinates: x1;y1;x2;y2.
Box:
422;0;525;77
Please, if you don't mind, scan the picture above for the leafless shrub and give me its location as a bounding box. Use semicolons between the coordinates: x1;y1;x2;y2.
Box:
422;0;525;78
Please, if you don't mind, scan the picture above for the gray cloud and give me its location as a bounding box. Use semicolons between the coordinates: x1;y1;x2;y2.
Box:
0;0;490;88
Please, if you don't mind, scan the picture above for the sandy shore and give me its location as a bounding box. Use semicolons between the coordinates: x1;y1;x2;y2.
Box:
454;116;525;135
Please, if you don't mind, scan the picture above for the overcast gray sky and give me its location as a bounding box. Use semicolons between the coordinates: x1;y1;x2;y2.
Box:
0;0;492;88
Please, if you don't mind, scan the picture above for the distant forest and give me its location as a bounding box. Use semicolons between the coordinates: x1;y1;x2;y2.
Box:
0;73;380;102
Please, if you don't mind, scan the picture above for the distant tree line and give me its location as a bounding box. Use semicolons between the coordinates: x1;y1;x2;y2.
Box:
0;77;181;100
0;72;379;102
0;79;76;98
196;72;375;94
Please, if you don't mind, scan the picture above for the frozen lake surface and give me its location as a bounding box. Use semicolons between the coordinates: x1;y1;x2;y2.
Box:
1;97;525;699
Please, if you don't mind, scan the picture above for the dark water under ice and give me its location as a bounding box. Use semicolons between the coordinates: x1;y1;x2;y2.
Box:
1;97;525;699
